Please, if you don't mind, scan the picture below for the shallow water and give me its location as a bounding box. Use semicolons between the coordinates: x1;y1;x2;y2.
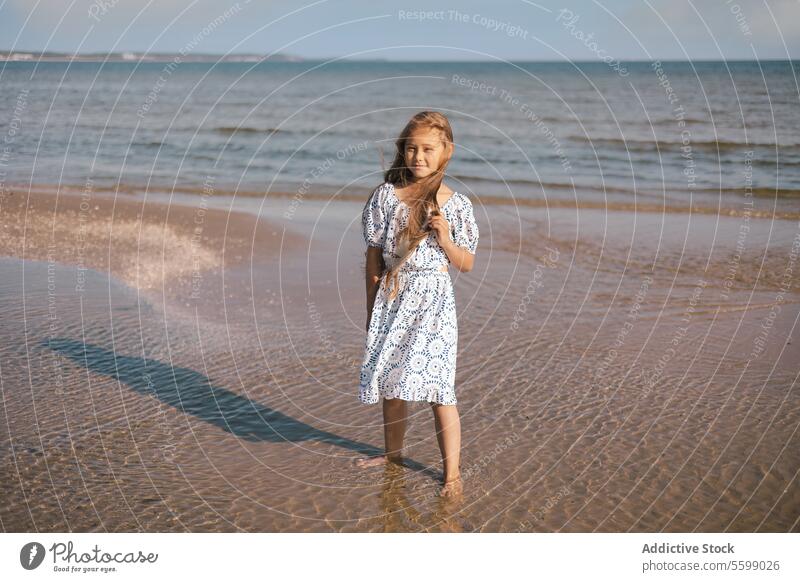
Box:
1;197;798;532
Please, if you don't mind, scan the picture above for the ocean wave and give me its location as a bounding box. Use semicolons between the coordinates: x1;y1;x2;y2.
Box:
566;136;797;152
450;173;591;192
17;181;800;220
212;126;283;135
133;140;168;147
693;186;800;198
450;173;800;199
649;117;709;126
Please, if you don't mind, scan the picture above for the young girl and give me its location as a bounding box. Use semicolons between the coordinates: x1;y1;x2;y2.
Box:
357;111;479;498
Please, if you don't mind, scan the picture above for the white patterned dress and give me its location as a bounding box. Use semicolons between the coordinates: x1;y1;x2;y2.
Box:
359;182;479;405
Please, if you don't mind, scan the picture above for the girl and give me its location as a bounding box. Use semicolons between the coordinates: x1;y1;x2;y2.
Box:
357;111;479;498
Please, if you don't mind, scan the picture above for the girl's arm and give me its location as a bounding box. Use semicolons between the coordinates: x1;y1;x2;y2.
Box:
429;215;475;273
439;238;475;273
365;246;385;330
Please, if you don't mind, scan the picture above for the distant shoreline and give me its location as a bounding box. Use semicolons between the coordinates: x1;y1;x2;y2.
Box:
0;53;796;64
0;51;307;63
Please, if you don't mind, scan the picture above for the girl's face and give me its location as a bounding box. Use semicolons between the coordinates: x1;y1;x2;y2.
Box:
404;128;451;181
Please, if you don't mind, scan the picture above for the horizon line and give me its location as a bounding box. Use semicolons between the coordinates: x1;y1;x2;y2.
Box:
0;50;796;64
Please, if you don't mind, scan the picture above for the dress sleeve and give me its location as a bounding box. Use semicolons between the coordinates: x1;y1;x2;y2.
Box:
453;195;479;254
362;184;387;248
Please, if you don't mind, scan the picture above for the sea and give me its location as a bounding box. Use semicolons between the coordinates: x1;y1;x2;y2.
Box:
2;58;800;533
1;59;798;211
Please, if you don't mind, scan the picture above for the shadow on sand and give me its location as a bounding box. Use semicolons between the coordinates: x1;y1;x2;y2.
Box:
44;337;436;478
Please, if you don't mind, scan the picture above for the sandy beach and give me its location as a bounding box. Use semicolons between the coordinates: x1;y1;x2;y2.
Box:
1;184;798;532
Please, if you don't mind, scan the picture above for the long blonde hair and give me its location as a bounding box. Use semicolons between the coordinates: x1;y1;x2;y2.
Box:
372;111;454;299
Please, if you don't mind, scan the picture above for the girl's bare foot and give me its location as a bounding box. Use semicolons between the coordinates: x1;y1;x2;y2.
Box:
439;476;463;498
355;455;402;468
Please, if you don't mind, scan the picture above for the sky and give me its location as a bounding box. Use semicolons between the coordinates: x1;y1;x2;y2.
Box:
1;0;798;61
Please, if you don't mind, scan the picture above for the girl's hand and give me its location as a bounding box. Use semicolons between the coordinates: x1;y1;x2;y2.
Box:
428;213;452;246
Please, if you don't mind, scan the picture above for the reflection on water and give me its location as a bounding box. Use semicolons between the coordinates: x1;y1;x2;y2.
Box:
375;461;469;533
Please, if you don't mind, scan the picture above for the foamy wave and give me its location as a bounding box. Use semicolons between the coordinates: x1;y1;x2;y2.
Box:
0;213;219;291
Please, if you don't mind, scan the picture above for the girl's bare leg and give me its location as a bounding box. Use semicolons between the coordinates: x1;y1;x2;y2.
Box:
356;398;408;467
431;403;462;497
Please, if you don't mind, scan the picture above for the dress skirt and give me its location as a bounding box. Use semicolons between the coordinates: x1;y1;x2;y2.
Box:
359;267;458;405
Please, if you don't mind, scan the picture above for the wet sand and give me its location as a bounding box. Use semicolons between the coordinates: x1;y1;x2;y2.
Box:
1;186;799;532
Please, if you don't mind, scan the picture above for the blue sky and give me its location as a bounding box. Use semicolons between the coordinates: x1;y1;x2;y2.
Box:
2;0;798;60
